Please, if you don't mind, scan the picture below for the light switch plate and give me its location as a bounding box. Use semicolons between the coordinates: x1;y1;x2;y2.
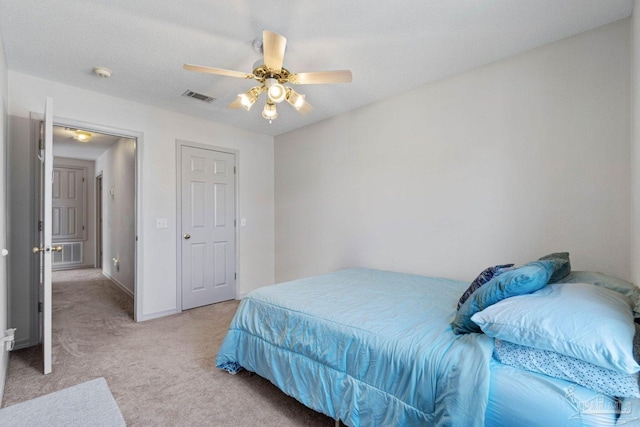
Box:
156;218;168;229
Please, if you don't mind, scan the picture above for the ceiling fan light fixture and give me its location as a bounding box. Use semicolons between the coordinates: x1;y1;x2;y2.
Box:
183;30;351;124
238;87;260;110
262;101;278;123
267;83;286;103
74;130;93;142
286;88;306;110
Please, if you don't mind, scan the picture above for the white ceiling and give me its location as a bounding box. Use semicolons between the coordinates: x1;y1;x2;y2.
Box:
0;0;633;136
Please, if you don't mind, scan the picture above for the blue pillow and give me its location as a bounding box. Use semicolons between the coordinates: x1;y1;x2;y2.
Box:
452;260;554;334
560;271;640;317
493;339;640;398
538;252;571;283
456;264;514;309
472;283;639;374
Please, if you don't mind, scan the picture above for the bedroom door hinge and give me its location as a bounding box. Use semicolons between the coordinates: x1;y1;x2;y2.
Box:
234;166;236;174
234;219;236;227
234;273;237;280
38;302;42;313
38;221;42;232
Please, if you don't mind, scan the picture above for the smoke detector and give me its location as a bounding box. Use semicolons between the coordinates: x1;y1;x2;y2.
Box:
92;66;112;78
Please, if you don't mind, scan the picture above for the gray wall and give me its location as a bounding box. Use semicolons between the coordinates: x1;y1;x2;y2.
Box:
7;116;37;349
95;138;135;294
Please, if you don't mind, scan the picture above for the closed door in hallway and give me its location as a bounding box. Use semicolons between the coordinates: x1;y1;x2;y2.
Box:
52;166;86;241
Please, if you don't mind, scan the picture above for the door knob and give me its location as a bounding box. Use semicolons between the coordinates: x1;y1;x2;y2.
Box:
32;246;44;254
184;234;191;240
52;245;63;252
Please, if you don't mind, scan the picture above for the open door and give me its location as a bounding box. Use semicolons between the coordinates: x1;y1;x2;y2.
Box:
33;97;55;374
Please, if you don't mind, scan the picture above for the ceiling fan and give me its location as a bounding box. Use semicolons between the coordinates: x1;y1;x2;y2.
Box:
183;30;352;123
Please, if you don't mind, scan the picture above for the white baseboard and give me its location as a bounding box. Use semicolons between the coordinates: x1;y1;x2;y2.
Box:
12;337;36;351
138;309;180;322
101;272;133;299
52;264;94;272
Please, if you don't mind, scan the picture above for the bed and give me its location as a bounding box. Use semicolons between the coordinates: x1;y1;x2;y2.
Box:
216;258;640;426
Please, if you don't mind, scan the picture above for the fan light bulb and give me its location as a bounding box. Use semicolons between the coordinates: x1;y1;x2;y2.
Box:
238;89;258;111
286;89;306;110
262;101;278;123
267;83;286;103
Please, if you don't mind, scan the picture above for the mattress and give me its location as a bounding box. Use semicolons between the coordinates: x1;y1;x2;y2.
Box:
487;360;620;427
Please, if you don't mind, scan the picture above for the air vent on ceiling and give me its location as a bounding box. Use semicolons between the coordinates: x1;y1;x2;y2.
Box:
182;90;216;103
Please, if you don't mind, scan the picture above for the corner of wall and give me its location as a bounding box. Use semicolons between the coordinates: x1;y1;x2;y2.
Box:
632;0;640;287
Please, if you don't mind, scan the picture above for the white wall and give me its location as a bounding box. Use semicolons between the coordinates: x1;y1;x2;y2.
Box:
95;138;135;294
275;19;632;284
0;35;9;402
632;0;640;287
8;72;275;320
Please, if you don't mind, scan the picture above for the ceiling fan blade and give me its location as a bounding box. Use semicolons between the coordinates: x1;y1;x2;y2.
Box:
227;97;243;109
289;70;352;85
183;64;253;79
263;30;287;72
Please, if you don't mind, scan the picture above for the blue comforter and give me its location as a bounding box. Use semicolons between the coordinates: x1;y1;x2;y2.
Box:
216;268;494;426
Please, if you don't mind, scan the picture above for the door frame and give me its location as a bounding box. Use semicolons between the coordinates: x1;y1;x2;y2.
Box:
95;173;103;269
175;139;239;312
31;113;144;322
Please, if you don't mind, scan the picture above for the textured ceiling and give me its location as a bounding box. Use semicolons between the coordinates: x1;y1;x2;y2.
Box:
0;0;633;136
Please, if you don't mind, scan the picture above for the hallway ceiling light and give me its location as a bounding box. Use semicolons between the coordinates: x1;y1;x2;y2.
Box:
74;130;93;142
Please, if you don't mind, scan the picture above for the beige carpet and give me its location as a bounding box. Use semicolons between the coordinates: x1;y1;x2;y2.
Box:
3;269;335;426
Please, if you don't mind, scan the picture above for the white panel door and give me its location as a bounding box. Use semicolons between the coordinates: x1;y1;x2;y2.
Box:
34;97;54;374
181;145;236;310
52;166;85;241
